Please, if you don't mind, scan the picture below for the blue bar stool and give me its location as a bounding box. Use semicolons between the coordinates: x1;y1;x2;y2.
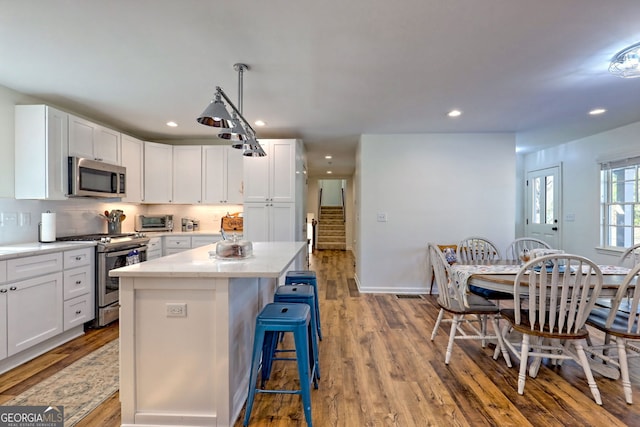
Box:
273;284;320;379
285;270;322;340
244;303;317;427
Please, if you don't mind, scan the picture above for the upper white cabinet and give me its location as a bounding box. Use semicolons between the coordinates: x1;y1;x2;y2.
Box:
243;139;296;203
202;145;244;205
121;134;144;203
173;145;203;204
69;114;120;164
143;141;173;203
15;105;69;200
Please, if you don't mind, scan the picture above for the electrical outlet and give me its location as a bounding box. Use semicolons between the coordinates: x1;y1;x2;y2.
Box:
376;212;388;222
166;303;187;317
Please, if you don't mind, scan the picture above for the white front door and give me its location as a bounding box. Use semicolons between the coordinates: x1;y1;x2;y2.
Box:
526;165;562;249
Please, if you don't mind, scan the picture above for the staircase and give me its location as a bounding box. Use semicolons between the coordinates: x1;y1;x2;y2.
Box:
316;206;346;250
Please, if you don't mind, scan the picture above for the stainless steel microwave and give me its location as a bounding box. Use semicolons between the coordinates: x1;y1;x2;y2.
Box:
68;157;126;198
135;214;174;232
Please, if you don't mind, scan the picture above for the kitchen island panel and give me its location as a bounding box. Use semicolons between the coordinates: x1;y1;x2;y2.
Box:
117;241;303;427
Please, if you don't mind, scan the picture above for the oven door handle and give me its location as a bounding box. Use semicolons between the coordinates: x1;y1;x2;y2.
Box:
105;245;148;258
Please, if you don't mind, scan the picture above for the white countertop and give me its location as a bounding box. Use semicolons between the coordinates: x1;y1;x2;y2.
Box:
0;241;97;260
110;241;307;278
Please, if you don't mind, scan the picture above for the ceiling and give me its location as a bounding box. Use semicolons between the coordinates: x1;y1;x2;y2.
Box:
2;1;640;177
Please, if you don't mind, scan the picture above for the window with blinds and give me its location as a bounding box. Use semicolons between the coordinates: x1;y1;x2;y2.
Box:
601;155;640;248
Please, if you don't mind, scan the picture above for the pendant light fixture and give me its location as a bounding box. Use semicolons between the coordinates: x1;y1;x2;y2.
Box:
197;63;266;156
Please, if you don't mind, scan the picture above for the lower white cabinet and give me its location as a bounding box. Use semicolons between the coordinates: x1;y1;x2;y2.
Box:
0;285;6;360
191;235;218;248
164;236;192;255
164;235;220;255
147;237;163;260
243;203;296;242
7;272;64;357
0;247;95;369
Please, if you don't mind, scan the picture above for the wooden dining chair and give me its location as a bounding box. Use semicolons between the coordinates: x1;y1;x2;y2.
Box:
457;237;512;303
428;244;457;294
499;254;604;405
618;243;640;268
585;262;640;404
456;237;502;263
428;243;512;366
505;237;551;261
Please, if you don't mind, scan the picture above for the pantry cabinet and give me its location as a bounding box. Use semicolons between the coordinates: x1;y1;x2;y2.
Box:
243;139;307;242
202;145;244;204
243;139;297;203
68;114;120;164
173;145;203;204
143;141;173;203
242;202;296;242
15;105;69;200
121;134;144;203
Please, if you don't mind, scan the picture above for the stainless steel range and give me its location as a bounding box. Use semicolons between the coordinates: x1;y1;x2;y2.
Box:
57;232;150;327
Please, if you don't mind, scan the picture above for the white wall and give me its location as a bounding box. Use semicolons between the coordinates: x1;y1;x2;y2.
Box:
522;121;640;265
356;133;516;293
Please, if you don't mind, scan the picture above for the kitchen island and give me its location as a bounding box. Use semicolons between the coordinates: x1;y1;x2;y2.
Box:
110;241;307;427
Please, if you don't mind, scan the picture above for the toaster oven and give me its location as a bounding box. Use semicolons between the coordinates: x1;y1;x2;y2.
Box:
135;214;174;232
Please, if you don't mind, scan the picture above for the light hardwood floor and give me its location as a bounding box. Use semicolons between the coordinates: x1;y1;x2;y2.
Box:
1;249;639;426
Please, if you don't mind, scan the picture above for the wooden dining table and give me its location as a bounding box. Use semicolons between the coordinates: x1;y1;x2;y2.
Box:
451;261;630;299
451;261;630;380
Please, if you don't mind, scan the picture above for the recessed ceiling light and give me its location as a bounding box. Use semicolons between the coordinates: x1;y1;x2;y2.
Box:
254;120;266;127
326;171;333;174
447;109;462;118
166;121;178;127
589;108;607;115
325;155;332;159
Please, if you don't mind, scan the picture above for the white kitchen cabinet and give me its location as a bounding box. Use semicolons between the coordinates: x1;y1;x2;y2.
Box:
69;114;120;164
144;141;173;203
243;139;296;203
62;248;94;331
0;287;6;360
164;235;192;255
173;145;203;204
7;272;64;357
164;235;220;255
243;139;306;242
15;105;69;200
191;235;219;248
121;134;144;203
0;261;7;360
243;203;296;242
202;145;244;205
147;237;163;260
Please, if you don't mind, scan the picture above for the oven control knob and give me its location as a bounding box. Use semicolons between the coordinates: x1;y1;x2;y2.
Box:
101;237;111;243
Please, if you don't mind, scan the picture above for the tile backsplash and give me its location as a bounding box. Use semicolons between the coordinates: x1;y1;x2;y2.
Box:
0;198;242;244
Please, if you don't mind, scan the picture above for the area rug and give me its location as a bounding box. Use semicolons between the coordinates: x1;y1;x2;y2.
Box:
4;339;119;427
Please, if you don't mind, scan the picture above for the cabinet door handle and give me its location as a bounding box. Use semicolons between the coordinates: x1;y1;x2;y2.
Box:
75;256;82;260
76;280;82;285
75;310;82;315
0;289;7;293
9;286;17;291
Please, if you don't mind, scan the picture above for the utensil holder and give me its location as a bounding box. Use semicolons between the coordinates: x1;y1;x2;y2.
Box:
108;221;122;235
